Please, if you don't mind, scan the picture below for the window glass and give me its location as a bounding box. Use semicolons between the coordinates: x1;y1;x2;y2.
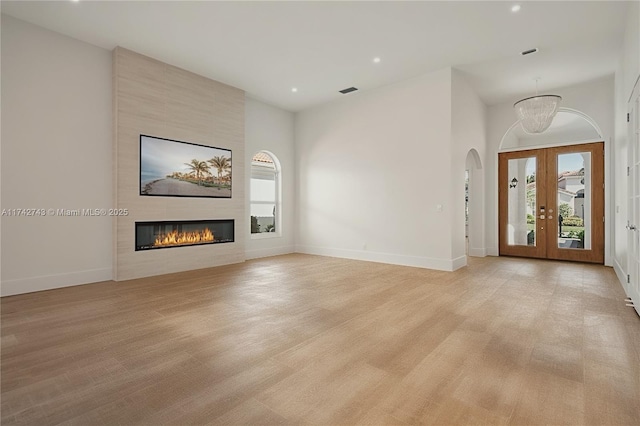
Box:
250;152;279;235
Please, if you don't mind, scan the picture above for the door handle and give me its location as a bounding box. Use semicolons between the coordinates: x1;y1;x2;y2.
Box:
548;215;553;220
629;225;637;231
539;214;545;220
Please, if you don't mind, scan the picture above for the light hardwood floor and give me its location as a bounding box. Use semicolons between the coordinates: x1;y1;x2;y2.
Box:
2;254;639;425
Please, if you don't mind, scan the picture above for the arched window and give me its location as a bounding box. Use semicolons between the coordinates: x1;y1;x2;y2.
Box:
250;151;280;236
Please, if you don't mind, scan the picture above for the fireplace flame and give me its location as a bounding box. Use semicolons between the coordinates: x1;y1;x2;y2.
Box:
154;227;214;247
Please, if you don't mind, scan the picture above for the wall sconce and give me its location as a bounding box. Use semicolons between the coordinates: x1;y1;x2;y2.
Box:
509;177;518;188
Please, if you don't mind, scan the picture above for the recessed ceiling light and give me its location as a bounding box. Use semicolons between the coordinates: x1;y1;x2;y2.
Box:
373;57;381;64
511;5;521;13
291;88;298;93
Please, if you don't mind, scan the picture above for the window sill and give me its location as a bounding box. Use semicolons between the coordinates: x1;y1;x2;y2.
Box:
250;232;282;240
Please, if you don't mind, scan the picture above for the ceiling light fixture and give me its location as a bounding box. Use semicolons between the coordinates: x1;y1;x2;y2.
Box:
511;5;521;13
291;87;298;93
373;57;381;63
514;79;562;134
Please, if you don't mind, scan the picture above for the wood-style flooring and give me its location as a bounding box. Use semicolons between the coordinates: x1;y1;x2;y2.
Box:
2;254;639;425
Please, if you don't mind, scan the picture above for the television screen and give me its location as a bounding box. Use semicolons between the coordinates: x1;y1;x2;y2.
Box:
140;135;232;198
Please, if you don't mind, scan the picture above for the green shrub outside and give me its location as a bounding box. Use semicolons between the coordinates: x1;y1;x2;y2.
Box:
562;215;584;226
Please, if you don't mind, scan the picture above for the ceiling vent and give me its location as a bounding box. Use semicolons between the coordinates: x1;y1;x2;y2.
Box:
339;87;358;94
521;48;538;56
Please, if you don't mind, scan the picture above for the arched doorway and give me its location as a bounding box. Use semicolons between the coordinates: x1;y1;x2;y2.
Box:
497;109;605;263
499;108;603;151
465;149;484;257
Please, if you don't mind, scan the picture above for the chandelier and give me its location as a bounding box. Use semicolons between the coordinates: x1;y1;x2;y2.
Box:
514;79;562;134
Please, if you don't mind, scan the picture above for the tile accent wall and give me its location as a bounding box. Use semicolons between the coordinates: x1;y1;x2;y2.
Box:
113;47;245;280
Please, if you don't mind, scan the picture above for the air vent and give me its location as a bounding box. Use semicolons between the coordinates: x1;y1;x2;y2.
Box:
521;48;538;56
339;87;358;94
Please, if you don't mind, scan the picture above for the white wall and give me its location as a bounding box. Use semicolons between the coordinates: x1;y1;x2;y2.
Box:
295;68;459;270
452;69;488;260
486;76;615;264
245;97;296;259
1;15;112;295
622;1;640;100
613;1;640;286
0;16;297;295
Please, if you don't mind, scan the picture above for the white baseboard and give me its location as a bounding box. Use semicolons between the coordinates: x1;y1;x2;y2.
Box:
1;268;113;297
451;255;467;271
468;247;487;257
245;245;295;260
295;245;463;271
613;257;629;295
612;258;639;317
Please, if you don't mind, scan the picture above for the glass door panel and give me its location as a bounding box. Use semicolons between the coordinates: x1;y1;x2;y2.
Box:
507;157;536;246
556;152;591;250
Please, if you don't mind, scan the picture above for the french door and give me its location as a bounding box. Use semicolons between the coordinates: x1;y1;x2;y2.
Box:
499;142;604;263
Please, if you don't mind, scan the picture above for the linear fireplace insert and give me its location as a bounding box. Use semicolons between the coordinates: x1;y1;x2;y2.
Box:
135;219;234;251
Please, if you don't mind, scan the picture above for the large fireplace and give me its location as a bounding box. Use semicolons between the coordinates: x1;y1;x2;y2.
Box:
135;219;234;251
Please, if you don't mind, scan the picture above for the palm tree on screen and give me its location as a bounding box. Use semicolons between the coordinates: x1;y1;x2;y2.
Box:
208;156;231;183
184;159;210;186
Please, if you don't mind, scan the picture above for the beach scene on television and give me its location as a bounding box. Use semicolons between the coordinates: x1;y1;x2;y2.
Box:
140;135;232;198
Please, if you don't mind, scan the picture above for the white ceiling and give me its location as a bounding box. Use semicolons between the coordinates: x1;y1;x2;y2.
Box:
1;1;630;112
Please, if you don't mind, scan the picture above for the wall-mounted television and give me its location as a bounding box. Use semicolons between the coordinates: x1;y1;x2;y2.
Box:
140;135;232;198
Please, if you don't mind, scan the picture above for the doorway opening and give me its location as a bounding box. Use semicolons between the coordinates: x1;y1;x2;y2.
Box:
465;169;469;255
465;149;484;257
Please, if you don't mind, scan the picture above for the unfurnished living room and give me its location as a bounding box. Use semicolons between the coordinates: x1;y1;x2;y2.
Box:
1;1;639;425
